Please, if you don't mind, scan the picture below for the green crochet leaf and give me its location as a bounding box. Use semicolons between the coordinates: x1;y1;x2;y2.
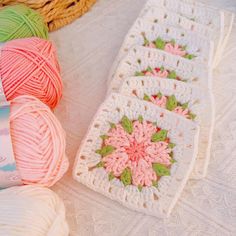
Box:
189;112;196;120
155;37;165;49
143;93;151;101
151;130;168;142
170;39;176;45
138;185;142;192
181;102;189;109
135;71;145;76
109;122;116;129
168;143;176;149
184;54;195;60
152;180;158;188
95;145;115;157
121;116;133;134
108;172;115;181
96;161;105;168
143;36;149;46
166;95;177;111
152;163;170;176
138;115;143;123
121;168;132;186
147;66;152;72
168;70;177;79
100;135;109;140
157;92;162;98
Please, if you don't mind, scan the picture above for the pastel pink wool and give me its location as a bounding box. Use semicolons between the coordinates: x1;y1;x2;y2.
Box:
10;95;69;186
0;37;62;109
104;121;171;187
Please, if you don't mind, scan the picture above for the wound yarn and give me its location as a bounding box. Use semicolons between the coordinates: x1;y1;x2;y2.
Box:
0;185;69;236
0;37;62;109
0;4;48;42
10;95;69;187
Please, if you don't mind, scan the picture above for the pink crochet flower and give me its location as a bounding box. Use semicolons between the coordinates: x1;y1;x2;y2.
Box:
174;106;189;118
164;43;186;57
148;42;156;48
98;119;173;188
144;68;169;78
130;159;157;187
146;95;195;120
150;96;167;108
155;69;169;78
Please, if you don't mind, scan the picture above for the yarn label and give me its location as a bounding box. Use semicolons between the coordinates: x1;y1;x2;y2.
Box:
0;102;22;189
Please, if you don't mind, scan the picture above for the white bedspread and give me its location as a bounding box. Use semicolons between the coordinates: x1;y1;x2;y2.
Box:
50;0;236;235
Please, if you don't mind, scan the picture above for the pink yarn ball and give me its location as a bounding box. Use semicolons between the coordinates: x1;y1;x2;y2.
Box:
10;95;69;187
0;37;62;109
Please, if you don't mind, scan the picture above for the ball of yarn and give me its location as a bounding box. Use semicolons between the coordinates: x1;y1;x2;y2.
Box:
0;37;62;109
10;95;69;186
0;4;48;42
0;185;69;236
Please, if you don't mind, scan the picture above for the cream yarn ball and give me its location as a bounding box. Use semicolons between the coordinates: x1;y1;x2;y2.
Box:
0;185;69;236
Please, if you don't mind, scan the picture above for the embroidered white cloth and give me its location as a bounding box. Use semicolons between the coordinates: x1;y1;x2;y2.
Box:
51;0;236;235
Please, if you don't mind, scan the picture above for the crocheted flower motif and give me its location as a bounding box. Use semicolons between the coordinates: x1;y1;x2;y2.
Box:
135;66;183;81
96;116;176;190
142;34;196;60
143;93;196;120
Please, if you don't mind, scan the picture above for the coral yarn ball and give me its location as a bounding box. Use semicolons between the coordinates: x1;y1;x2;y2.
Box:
0;37;62;109
10;95;69;187
0;4;48;42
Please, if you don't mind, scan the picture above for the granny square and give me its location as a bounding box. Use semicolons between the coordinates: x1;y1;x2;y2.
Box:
107;46;210;93
119;77;214;178
141;7;219;41
73;93;199;217
108;18;214;83
142;0;234;32
141;0;234;66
